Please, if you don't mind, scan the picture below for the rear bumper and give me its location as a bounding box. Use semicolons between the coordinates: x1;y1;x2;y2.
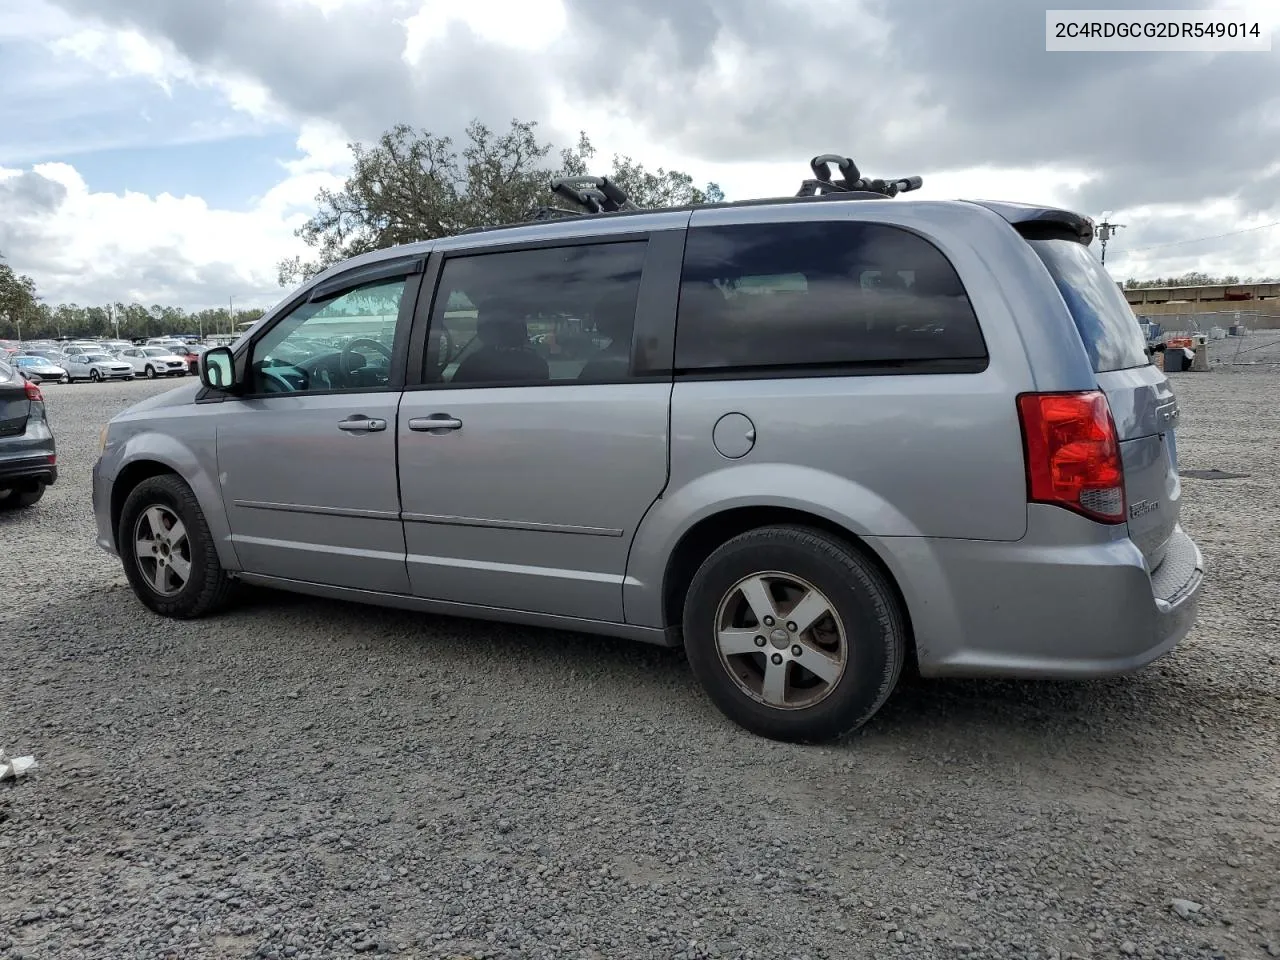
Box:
0;454;58;488
0;420;58;489
873;507;1205;678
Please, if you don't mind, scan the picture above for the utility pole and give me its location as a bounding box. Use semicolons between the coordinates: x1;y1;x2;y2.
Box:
228;294;235;336
1097;211;1126;265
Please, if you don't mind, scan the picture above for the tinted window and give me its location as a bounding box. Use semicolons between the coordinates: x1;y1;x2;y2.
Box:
424;241;646;386
249;277;406;394
1028;238;1148;373
675;221;987;373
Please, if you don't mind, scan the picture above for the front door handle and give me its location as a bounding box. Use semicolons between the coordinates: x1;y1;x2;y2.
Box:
408;415;463;433
338;416;387;432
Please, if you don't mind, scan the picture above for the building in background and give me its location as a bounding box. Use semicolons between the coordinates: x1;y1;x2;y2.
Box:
1125;282;1280;332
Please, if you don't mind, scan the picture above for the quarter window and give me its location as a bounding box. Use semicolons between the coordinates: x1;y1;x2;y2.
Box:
675;221;987;373
423;241;647;386
248;277;407;394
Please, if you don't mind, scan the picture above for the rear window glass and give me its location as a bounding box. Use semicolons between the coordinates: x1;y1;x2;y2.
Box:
676;221;987;373
1028;238;1149;373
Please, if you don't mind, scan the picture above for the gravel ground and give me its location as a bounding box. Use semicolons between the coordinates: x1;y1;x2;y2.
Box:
1;372;1277;960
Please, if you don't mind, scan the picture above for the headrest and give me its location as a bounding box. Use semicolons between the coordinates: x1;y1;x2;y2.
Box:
476;311;527;349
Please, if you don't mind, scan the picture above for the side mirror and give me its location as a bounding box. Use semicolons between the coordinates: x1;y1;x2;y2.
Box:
199;347;238;392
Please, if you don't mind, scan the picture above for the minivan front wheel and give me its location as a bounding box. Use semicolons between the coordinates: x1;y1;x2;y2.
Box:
683;525;905;743
118;474;234;619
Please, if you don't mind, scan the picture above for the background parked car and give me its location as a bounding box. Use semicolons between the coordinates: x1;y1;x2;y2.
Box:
56;343;100;360
0;339;21;357
0;357;56;508
116;346;189;378
63;352;134;382
11;355;69;384
23;346;68;364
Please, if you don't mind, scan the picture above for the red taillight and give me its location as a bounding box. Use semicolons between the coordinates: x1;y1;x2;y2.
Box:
23;379;43;402
1017;390;1126;524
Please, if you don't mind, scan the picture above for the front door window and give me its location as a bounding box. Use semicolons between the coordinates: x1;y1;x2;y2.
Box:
249;278;407;394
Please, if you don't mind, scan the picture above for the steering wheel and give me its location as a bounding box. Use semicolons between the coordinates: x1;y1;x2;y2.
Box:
342;337;392;374
260;367;304;393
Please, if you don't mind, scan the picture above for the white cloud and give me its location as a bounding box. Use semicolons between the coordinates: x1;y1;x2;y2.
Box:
403;0;566;59
50;26;284;124
6;0;1279;311
0;127;350;308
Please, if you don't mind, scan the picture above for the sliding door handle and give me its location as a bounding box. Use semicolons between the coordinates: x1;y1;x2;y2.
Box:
408;415;463;433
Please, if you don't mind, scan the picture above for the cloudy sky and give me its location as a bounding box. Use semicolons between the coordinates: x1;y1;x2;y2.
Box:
2;0;1278;310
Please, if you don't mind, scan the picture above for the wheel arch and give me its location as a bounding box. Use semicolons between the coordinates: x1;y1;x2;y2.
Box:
659;505;918;670
107;433;238;572
110;460;181;545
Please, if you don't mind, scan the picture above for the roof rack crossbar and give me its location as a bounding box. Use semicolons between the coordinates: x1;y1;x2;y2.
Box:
545;175;641;218
503;151;926;228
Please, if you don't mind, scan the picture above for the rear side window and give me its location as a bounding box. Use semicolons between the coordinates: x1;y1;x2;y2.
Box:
675;221;987;374
1028;238;1148;373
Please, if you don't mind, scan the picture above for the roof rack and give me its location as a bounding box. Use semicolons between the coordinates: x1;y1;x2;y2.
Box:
509;152;925;227
795;154;923;199
528;175;642;221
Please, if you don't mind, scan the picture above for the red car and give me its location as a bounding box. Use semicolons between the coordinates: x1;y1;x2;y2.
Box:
179;344;203;374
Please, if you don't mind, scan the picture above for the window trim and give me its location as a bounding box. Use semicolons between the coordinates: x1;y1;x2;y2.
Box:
197;257;426;403
672;220;990;379
403;232;681;392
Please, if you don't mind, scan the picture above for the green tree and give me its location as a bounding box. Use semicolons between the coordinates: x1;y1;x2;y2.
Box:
278;119;724;286
0;254;40;340
1122;272;1280;289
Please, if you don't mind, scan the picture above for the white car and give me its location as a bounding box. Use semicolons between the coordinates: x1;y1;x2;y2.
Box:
146;338;189;352
63;352;134;382
57;343;100;359
116;346;190;378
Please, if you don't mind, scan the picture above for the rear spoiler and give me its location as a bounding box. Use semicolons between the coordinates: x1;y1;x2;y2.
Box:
967;200;1095;245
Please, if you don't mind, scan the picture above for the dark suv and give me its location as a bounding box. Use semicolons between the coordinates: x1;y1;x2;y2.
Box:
0;358;57;509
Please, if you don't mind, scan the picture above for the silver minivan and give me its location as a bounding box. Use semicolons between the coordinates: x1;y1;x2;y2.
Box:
92;168;1204;741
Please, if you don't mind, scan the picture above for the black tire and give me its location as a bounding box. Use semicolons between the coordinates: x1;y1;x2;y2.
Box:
682;525;906;743
145;365;156;379
0;483;45;509
118;474;235;619
90;369;101;382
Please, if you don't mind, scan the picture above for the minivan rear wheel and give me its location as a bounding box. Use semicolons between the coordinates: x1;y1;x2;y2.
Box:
118;474;234;619
682;525;905;743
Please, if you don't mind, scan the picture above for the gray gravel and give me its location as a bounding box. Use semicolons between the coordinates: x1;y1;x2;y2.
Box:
1;372;1277;960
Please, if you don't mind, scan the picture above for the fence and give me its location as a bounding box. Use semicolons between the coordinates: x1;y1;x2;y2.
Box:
1136;311;1280;367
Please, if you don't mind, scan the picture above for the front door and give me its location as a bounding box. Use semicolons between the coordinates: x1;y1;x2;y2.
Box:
216;263;420;593
396;237;674;623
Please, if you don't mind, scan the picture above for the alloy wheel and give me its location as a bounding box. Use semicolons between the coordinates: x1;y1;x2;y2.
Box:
713;571;848;710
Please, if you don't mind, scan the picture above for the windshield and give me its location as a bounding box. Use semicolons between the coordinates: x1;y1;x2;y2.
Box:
1028;238;1149;373
82;354;112;362
144;347;174;356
